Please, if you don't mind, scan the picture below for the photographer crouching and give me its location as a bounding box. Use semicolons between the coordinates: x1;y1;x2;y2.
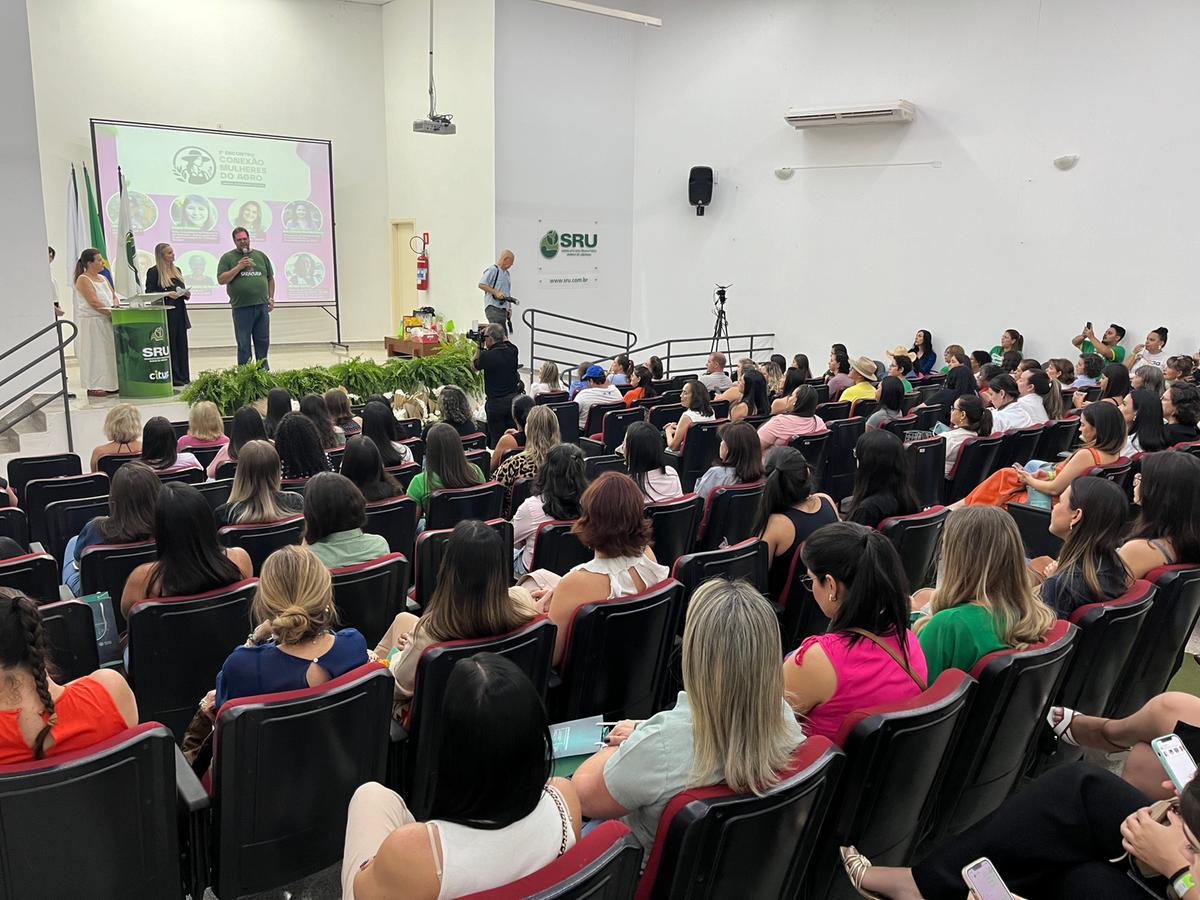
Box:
472;323;522;447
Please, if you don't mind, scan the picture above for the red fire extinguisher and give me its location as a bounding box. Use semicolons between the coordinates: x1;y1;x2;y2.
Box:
415;232;430;291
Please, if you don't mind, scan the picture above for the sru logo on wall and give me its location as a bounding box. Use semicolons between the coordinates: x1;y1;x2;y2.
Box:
540;230;598;259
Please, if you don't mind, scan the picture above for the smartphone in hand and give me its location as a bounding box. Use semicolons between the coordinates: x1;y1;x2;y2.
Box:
1152;733;1197;793
962;857;1014;900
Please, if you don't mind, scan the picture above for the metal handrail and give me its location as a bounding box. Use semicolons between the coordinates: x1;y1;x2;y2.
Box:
521;308;637;383
0;319;77;452
630;333;776;378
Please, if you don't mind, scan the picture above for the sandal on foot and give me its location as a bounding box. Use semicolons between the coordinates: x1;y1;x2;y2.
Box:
1046;706;1081;746
840;846;884;900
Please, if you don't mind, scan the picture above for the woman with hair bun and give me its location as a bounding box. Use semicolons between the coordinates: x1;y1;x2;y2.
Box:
0;589;138;762
208;544;368;710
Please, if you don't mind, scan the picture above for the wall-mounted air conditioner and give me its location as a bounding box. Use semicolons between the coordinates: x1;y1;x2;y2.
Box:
784;100;915;129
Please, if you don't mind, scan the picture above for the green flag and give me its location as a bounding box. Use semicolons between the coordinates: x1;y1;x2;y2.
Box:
82;164;112;283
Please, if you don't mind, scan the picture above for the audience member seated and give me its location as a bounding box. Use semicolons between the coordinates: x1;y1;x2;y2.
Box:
512;444;588;577
1123;389;1170;455
377;521;537;714
938;344;965;374
1131;364;1165;397
1164;381;1200;445
490;395;534;470
528;360;560;401
121;482;253;620
840;356;880;405
63;461;160;595
89;402;143;471
758;448;839;599
621;364;657;407
325;388;362;438
342;654;581;900
0;589;138;763
176;400;229;452
970;350;993;372
301;393;346;449
1118;452;1200;579
989;328;1023;365
697;352;733;393
783;523;926;741
141;415;202;473
1045;357;1076;388
975;362;1002;393
608;353;632;386
274;412;334;480
826;350;853;400
1017;357;1042;374
1073;321;1128;364
940;395;993;478
790;353;813;381
624;421;682;503
646;354;665;381
913;506;1055;681
990;369;1051;430
961;401;1125;508
574;365;624;430
1166;354;1197;384
206;545;367;712
525;473;669;666
494;405;559;506
999;349;1022;372
339;436;404;503
665;380;716;451
1029;477;1131;617
714;358;755;405
845;431;921;528
427;385;478;439
1073;352;1104;388
1124;326;1170;373
730;368;769;421
760;360;784;400
572;578;805;857
1051;692;1200;799
919;364;977;414
214;440;305;527
1072;362;1130;410
909;329;937;375
303;472;390;568
884;351;915;393
206;405;267;478
865;375;906;431
758;384;826;450
695;421;765;501
263;387;293;440
405;424;486;517
567;362;589;399
361;401;415;468
841;762;1199;899
771;367;806;414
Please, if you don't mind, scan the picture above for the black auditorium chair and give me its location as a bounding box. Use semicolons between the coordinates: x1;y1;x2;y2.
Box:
580;407;646;456
330;552;410;650
530;521;593;576
815;401;850;421
881;416;918;442
210;665;393;900
155;467;206;485
698;482;764;551
509;477;535;514
671;539;768;636
648;404;685;431
906;437;946;510
582;402;626;442
218;514;305;575
79;540;157;627
410;520;513;610
95;453;140;479
25;473;109;546
364;494;419;561
771;543;831;648
1035;418;1080;461
43;495;109;567
634;738;843;900
0;508;29;552
425;482;506;530
663;421;722;492
878;507;950;593
788;431;829;474
126;579;258;740
943;434;1002;503
6;453;80;505
193;478;233;512
585;454;626;479
0;552;61;604
644;495;704;570
533;389;569;406
1005;502;1061;561
547;402;581;445
36;598;100;682
823;417;865;504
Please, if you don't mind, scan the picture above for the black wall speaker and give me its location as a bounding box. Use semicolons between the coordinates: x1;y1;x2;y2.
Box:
689;166;713;216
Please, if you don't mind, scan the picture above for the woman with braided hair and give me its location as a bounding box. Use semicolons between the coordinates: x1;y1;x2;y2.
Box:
0;589;137;762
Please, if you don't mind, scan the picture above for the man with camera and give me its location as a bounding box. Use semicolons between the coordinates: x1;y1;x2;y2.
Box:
479;250;516;334
472;322;522;447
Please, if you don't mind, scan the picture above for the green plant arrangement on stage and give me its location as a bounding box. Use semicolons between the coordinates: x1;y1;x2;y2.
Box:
179;338;484;415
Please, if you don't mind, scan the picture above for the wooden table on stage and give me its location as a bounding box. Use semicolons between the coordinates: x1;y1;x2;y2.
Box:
384;337;443;358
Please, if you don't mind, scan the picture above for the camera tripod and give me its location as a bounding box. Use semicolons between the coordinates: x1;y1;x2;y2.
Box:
710;284;733;368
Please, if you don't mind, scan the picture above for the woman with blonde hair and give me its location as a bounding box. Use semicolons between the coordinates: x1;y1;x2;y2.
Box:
89;403;142;471
529;360;561;400
915;506;1056;680
205;545;368;711
214;440;304;527
493;405;561;505
177;401;228;452
143;242;191;386
572;578;805;856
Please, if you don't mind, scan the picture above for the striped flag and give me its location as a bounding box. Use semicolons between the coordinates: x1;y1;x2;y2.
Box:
82;164;113;286
112;167;141;297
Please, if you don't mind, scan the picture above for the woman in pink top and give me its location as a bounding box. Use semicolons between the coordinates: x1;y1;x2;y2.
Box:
176;400;229;452
759;384;827;452
782;522;927;741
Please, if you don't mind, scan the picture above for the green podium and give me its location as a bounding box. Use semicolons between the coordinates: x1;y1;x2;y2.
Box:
112;301;174;398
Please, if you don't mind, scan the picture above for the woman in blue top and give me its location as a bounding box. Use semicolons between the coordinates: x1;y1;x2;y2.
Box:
909;329;938;376
212;544;368;710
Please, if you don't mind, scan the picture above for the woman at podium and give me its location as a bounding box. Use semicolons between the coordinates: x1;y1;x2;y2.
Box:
145;242;191;386
73;248;121;397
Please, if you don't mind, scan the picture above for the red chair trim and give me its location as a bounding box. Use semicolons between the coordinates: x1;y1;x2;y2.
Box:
1146;563;1200;583
217;514;304;534
877;505;947;532
215;661;384;719
127;577;258;617
0;722;163;774
0;551;56;567
329;552;406;577
834;668;970;747
559;578;678;671
79;539;156;555
1068;579;1155;624
969;618;1072;677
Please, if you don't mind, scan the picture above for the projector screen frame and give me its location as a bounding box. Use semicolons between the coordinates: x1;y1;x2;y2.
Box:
89;118;344;346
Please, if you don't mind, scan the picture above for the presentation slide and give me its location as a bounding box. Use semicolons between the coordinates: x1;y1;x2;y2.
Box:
92;120;337;307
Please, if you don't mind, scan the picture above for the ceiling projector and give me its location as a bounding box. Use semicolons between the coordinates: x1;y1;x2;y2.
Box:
413;115;456;135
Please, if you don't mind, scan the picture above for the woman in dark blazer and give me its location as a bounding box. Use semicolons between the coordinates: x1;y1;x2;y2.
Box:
144;242;191;386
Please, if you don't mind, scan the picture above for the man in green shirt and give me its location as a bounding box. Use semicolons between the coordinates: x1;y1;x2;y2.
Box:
1071;321;1126;364
217;227;275;368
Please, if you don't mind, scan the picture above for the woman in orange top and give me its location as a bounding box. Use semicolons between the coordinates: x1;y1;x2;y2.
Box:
622;365;658;407
0;590;137;763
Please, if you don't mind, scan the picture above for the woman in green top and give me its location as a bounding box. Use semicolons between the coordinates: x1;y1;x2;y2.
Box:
989;328;1024;366
914;506;1056;680
406;422;485;515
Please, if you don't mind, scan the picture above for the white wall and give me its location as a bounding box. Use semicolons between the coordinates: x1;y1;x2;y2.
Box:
494;0;637;358
27;0;391;349
0;1;59;407
382;0;496;340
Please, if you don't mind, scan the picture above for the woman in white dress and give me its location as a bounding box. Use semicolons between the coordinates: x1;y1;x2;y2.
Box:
73;248;121;397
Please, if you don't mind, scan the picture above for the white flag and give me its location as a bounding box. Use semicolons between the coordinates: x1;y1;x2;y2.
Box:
113;166;141;297
65;165;89;315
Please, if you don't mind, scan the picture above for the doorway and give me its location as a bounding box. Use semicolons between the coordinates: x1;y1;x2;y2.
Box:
389;220;418;334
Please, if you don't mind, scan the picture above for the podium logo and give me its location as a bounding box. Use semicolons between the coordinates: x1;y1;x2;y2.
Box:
540;229;598;260
173;147;216;185
539;230;559;259
142;346;171;360
151;327;165;342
